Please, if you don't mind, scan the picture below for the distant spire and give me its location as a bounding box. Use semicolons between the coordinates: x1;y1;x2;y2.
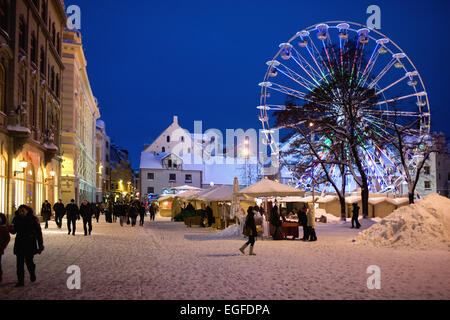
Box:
173;115;178;125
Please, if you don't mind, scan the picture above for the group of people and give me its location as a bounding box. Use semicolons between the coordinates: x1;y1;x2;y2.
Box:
239;201;363;255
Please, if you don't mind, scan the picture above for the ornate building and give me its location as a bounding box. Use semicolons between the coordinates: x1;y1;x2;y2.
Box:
95;119;111;202
60;29;100;204
0;0;66;218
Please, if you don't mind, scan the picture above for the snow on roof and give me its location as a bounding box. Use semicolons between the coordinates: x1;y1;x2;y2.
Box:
386;198;410;206
239;178;305;197
177;189;203;200
317;195;339;203
196;185;234;202
140;152;168;169
345;196;362;204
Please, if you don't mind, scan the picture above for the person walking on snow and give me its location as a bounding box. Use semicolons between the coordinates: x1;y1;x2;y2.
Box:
138;202;146;226
41;200;52;229
307;204;317;241
351;203;361;229
65;199;79;236
80;200;93;236
239;207;257;256
0;213;11;283
299;204;309;241
94;203;101;223
53;199;65;229
9;205;44;287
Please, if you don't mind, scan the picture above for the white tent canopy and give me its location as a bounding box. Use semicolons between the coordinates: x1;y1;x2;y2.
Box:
170;185;202;191
239;178;305;198
197;185;234;202
177;189;203;200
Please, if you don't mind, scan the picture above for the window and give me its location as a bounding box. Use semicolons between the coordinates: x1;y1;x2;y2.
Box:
19;17;26;51
147;173;154;180
56;74;60;97
162;147;165;152
188;148;191;154
168;159;172;168
169;174;176;182
167;136;170;143
0;0;8;32
424;181;431;190
39;98;44;133
185;174;192;183
40;47;46;75
0;63;5;113
181;136;185;142
147;187;154;194
50;66;55;91
29;89;36;127
56;33;60;54
30;33;37;63
51;23;56;45
18;78;25;106
424;166;430;175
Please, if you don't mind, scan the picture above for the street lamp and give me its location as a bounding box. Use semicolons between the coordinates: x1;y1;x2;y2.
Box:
45;170;56;183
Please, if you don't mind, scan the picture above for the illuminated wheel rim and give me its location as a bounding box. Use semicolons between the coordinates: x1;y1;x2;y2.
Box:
258;21;430;193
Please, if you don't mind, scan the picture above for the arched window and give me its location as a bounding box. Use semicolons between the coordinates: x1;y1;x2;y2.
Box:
30;32;37;63
0;62;5;113
29;88;36;128
181;136;185;142
50;66;55;91
18;17;26;51
40;47;46;75
56;74;60;97
167;136;170;143
0;156;6;214
18;78;25;106
162;147;165;153
39;98;44;134
51;23;55;45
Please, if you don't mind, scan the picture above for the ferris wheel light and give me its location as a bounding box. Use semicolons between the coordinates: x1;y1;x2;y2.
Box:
259;82;272;88
266;60;280;67
257;105;270;110
393;53;406;59
376;38;389;45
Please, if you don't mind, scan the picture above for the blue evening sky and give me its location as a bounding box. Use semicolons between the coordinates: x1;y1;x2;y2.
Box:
70;0;450;166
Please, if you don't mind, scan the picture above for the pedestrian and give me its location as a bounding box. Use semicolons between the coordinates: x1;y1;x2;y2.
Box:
149;203;156;221
129;203;138;227
65;199;79;236
206;205;213;227
299;204;309;241
351;203;361;229
94;203;101;223
113;202;118;223
8;205;44;287
105;201;113;223
53;199;65;229
270;203;282;240
80;200;93;236
0;213;11;283
239;207;257;256
41;200;52;229
307;204;317;242
138;202;146;226
118;202;126;227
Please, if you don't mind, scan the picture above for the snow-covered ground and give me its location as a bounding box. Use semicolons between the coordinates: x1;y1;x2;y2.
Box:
0;212;449;300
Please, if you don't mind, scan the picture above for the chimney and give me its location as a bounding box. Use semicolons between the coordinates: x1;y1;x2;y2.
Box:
173;115;178;125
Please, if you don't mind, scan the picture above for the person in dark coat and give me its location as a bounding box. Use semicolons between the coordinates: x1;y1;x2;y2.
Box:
138;202;146;226
41;200;52;229
65;199;79;235
270;204;282;240
94;203;101;223
53;199;65;229
149;202;156;221
298;204;309;241
129;203;138;227
351;203;361;229
79;200;93;236
9;205;44;287
206;206;213;227
117;202;126;227
105;201;113;223
239;207;257;256
0;213;11;283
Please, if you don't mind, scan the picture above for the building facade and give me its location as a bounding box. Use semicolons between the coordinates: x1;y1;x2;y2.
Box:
0;0;66;218
95;119;110;202
60;29;100;204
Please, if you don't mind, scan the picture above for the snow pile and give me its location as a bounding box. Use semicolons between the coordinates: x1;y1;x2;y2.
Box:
358;194;450;250
185;224;244;241
315;208;342;224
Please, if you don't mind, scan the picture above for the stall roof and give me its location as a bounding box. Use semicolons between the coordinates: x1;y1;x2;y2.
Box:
238;178;305;197
177;189;203;200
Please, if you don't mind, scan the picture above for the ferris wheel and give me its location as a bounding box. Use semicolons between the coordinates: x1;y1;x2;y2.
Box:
258;21;430;194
